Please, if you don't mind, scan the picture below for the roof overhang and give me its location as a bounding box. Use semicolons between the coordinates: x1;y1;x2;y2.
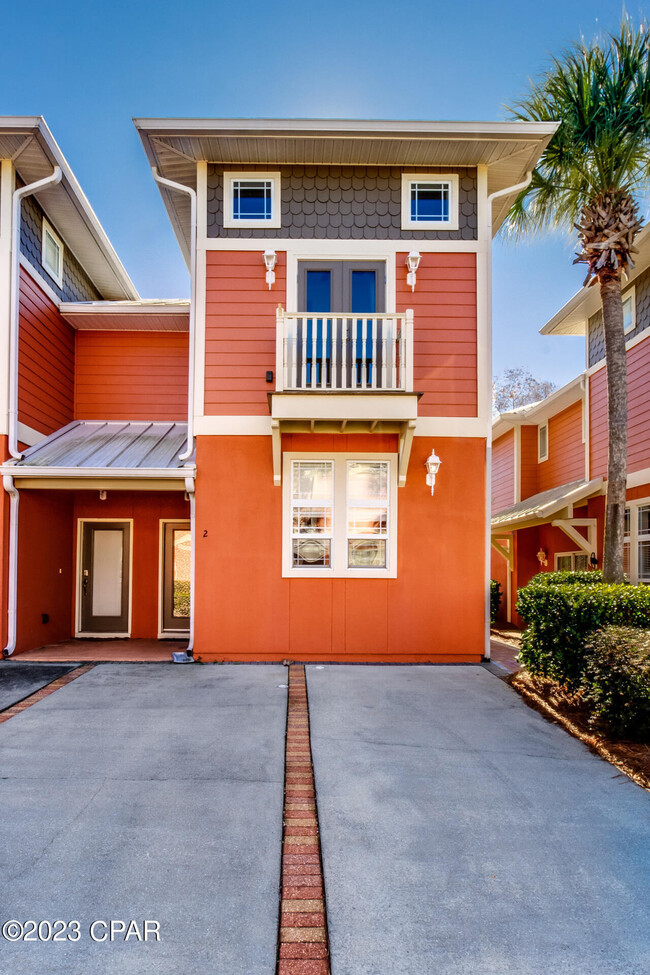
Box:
0;117;138;300
134;117;558;264
492;374;584;439
491;477;604;532
540;224;650;336
59;299;189;331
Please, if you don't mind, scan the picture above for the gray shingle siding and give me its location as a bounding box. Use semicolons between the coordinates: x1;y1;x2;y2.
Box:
207;165;477;240
20;194;101;302
588;264;650;367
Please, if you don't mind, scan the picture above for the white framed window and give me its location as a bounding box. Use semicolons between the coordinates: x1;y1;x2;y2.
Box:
623;285;636;334
555;551;589;571
42;218;63;287
223;171;281;228
283;453;397;578
538;422;548;463
401;173;459;230
624;500;650;583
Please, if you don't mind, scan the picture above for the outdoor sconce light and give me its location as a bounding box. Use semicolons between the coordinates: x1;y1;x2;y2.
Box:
263;249;277;289
424;448;441;495
406;251;421;292
537;548;548;567
590;552;599;569
99;490;107;501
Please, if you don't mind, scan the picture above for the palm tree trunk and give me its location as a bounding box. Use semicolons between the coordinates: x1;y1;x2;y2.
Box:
600;276;628;583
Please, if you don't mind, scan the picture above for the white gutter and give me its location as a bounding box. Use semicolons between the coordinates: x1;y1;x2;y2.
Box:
3;475;19;655
151;168;196;463
0;466;195;479
186;475;196;660
483;171;533;659
9;166;62;459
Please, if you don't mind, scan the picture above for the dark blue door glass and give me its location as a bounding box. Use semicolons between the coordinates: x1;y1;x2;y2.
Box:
352;270;376;379
306;271;331;311
305;271;332;384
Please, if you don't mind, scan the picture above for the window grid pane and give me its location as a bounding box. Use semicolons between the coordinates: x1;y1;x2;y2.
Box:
232;179;273;220
346;461;389;568
410;181;450;223
44;231;60;276
291;461;333;568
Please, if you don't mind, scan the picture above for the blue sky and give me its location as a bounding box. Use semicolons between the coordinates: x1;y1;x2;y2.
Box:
2;0;640;387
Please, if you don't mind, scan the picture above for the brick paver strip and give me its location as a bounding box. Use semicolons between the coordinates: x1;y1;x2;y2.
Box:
277;664;331;975
0;665;94;723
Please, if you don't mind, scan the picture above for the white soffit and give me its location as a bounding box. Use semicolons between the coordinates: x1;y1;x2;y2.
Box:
541;225;650;336
59;299;190;331
134;117;558;261
0;117;138;300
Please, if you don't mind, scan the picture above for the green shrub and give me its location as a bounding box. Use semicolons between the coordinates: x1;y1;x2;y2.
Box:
523;570;604;587
516;577;650;687
582;627;650;740
490;579;502;625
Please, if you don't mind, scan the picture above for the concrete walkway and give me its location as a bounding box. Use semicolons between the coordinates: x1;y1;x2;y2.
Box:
307;664;650;975
0;663;287;975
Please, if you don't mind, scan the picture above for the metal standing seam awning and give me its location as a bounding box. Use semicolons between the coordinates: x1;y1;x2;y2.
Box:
0;421;195;490
491;477;606;562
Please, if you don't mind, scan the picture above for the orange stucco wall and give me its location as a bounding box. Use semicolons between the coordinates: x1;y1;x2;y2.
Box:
75;331;189;421
193;434;486;661
19;268;75;435
396;252;477;417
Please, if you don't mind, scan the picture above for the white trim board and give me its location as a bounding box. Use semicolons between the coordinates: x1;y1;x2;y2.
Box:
200;237;484;254
193;414;489;438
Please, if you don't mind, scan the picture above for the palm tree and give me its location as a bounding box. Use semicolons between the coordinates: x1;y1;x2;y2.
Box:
505;21;650;582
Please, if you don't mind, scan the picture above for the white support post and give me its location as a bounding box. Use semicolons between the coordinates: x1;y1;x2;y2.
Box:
271;420;282;486
398;420;416;487
276;305;285;391
404;308;414;392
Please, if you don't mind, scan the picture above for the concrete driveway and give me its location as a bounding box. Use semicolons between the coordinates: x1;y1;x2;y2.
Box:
307;665;650;975
0;663;287;975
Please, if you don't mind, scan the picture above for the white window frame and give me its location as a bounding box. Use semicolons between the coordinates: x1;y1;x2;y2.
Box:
282;452;398;579
554;551;590;571
401;173;459;231
623;284;636;334
75;517;133;638
41;218;63;287
624;497;650;583
223;171;281;229
537;422;548;463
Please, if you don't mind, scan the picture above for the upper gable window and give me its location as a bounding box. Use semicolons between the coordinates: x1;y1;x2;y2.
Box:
623;286;636;334
42;219;63;287
538;422;548;463
223;171;281;228
401;173;459;230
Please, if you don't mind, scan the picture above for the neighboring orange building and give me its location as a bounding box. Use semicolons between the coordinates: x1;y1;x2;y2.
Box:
491;225;650;623
0;116;555;661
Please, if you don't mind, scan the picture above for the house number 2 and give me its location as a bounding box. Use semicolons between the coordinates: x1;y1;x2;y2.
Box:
203;530;208;537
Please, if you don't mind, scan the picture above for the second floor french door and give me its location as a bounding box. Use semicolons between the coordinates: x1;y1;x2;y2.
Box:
297;261;386;387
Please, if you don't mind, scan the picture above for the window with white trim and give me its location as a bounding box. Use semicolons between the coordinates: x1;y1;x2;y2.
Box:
623;500;650;583
223;171;281;228
42;219;63;287
623;286;636;334
283;454;397;578
401;173;459;230
555;552;589;571
538;422;548;462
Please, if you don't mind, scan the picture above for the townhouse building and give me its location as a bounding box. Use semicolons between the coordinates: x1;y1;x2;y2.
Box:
1;116;555;661
491;226;650;623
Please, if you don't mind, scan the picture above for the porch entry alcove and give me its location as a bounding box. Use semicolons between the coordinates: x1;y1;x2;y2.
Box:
2;421;194;655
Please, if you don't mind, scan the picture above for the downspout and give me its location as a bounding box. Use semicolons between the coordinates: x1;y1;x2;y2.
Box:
171;476;196;664
483;172;533;658
3;475;19;656
151;168;197;463
9;167;62;459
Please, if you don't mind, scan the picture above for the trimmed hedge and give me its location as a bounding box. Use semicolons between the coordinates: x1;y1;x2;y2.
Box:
490;579;502;625
583;627;650;740
516;573;650;687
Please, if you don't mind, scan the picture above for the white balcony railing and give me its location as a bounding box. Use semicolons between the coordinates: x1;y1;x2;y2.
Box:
276;307;413;392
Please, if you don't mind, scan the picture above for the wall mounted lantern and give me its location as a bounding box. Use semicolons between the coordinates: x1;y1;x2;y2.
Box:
590;552;599;569
263;249;277;289
536;548;548;567
406;251;421;292
424;448;441;495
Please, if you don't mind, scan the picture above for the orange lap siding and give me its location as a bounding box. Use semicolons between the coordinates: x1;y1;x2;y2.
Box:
492;430;515;513
537;400;585;493
74;331;189;421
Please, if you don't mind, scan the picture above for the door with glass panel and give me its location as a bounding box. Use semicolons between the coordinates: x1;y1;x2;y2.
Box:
80;522;130;633
162;522;191;632
297;261;385;388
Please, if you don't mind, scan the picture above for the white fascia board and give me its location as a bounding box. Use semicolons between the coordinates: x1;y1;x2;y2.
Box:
0;465;196;479
270;393;419;422
492;374;584;434
59;300;190;315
